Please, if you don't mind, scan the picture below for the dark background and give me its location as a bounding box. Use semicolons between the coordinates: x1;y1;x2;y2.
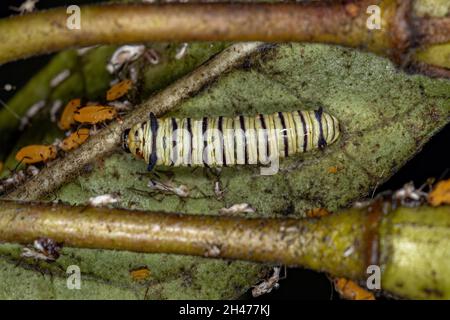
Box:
0;0;449;300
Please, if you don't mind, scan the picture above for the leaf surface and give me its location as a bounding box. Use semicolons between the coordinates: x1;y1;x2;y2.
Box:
0;43;449;299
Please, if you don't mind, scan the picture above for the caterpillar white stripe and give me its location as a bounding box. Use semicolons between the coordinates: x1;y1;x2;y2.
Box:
122;108;340;171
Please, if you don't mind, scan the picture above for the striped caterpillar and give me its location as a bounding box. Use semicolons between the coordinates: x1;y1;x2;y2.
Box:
122;108;340;171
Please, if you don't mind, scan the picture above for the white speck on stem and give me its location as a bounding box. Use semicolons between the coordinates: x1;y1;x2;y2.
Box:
50;69;71;88
50;100;63;122
19;100;46;130
175;43;189;60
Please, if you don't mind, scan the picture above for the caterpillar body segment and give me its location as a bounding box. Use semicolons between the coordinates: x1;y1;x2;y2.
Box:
122;109;340;171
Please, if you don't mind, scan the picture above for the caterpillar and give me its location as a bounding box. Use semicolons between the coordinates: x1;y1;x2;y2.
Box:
122;108;340;171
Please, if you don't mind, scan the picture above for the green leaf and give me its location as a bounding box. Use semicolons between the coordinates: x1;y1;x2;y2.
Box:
0;43;449;299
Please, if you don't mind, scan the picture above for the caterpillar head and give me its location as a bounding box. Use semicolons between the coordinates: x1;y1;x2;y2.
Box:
121;123;146;160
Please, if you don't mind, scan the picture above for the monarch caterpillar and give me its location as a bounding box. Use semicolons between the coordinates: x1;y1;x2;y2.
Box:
122;108;340;171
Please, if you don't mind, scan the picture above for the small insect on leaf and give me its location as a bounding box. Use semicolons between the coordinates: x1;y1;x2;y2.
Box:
334;278;375;300
106;79;133;101
60;128;90;152
428;179;450;207
15;145;57;164
147;179;191;198
130;266;151;282
252;267;282;298
88;194;119;207
336;279;375;300
58;98;82;130
73;106;118;125
392;182;428;207
107;45;145;74
219;203;255;215
9;0;39;14
328;166;339;174
306;207;330;218
21;237;63;262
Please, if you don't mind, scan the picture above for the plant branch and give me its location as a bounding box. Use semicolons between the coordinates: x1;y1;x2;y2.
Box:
2;42;263;201
415;16;450;46
0;1;447;67
0;200;449;299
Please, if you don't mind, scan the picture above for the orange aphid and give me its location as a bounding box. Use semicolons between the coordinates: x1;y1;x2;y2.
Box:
73;106;117;125
130;267;151;281
428;179;450;206
60;128;90;152
306;208;330;218
106;79;133;101
58;98;81;130
328;166;338;174
334;278;375;300
15;145;57;164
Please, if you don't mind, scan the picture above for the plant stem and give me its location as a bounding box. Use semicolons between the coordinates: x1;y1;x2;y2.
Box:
0;1;447;66
0;200;448;299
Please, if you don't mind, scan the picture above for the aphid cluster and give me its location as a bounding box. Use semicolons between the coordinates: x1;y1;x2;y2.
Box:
4;43;187;191
4;73;133;193
14;76;133;160
122;108;340;171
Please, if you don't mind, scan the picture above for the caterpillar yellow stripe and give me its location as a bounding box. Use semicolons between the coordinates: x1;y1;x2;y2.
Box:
122;108;340;171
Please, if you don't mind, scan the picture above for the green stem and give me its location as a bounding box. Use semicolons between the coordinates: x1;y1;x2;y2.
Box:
0;200;448;299
1;1;446;66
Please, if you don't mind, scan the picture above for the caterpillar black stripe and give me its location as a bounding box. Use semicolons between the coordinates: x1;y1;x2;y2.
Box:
122;108;340;171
